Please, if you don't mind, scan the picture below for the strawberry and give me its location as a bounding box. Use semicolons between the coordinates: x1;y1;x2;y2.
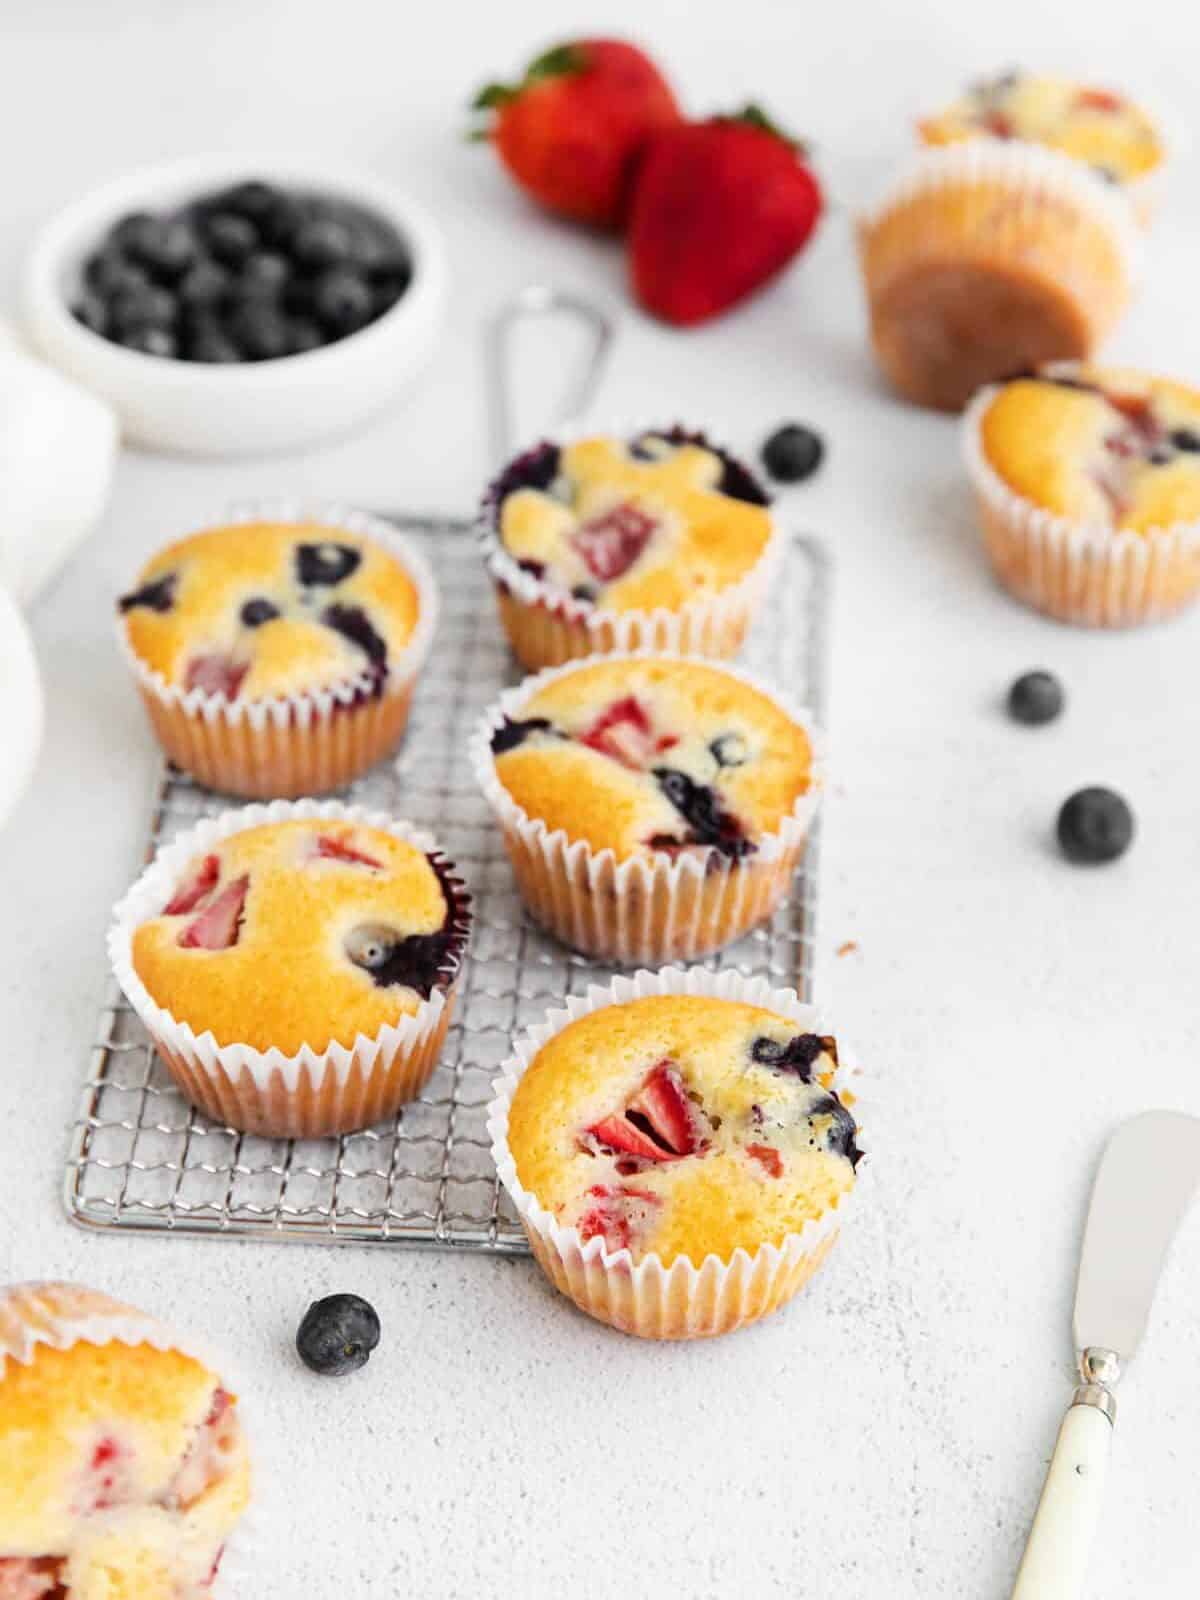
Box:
572;501;658;580
628;104;822;326
748;1143;784;1178
315;835;383;870
582;1059;709;1162
471;39;681;227
1075;87;1124;114
164;853;220;916
184;653;248;700
179;876;249;951
581;695;656;768
577;1183;659;1251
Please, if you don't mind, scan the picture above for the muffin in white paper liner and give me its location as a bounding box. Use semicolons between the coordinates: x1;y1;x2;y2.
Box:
477;421;783;670
487;967;869;1341
108;798;471;1138
963;378;1200;627
0;1281;257;1597
117;499;439;799
469;651;824;964
857;140;1142;414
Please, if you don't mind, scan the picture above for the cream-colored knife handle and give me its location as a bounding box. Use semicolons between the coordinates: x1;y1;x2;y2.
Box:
1011;1402;1113;1599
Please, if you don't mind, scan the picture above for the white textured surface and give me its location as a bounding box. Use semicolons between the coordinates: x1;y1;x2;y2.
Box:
2;2;1200;1596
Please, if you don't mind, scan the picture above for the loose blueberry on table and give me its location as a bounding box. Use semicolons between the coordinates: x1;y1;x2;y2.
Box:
296;1293;382;1376
1056;786;1134;865
761;422;825;484
72;179;413;362
1008;670;1064;726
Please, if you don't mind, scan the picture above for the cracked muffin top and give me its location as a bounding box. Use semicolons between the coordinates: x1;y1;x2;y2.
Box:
130;818;467;1054
118;520;422;701
977;365;1200;533
919;71;1164;184
488;657;815;864
489;429;773;614
0;1282;250;1600
506;995;861;1266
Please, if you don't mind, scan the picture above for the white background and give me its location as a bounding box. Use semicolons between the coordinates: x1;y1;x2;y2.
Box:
3;2;1200;1595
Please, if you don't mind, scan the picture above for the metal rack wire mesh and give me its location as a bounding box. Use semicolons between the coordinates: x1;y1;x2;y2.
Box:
65;518;830;1251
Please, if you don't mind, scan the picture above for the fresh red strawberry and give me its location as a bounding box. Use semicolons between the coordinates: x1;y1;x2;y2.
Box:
1075;87;1124;113
581;695;656;768
748;1143;784;1178
184;653;248;700
628;104;822;326
577;1183;659;1250
471;39;681;227
164;854;219;916
179;876;249;951
315;835;383;869
582;1059;708;1162
572;502;658;581
586;1114;667;1163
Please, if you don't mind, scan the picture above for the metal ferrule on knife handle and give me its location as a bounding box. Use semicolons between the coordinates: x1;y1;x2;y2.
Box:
1072;1346;1120;1423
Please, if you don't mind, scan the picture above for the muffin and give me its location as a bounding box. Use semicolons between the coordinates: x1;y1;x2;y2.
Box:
857;141;1139;412
488;969;866;1339
0;1281;251;1599
918;70;1166;222
117;503;437;798
471;653;822;963
964;363;1200;625
109;801;471;1137
479;425;778;670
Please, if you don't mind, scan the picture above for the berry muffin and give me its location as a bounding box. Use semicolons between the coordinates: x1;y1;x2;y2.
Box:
857;141;1138;412
479;425;778;669
0;1281;251;1599
117;504;436;798
918;71;1166;223
471;653;822;963
964;363;1200;626
109;801;471;1137
488;969;866;1339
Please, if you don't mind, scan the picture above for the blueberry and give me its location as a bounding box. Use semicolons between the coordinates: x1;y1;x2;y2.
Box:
133;219;197;281
226;301;291;361
1007;670;1064;726
117;325;177;358
176;259;232;311
292;217;354;271
1149;447;1175;466
710;732;749;768
321;602;387;669
240;596;280;627
84;250;149;299
216;180;281;223
72;296;108;336
761;423;824;484
372;274;410;318
287;318;324;354
491;716;553;755
345;921;455;995
1056;787;1134;865
118;572;177;614
183;322;242;364
109;211;161;259
652;768;754;860
1170;428;1200;453
312;266;373;336
238;251;290;294
570;584;597;604
258;193;308;250
807;1092;863;1169
296;542;362;587
296;1293;381;1377
202;211;259;268
750;1033;829;1081
109;284;176;334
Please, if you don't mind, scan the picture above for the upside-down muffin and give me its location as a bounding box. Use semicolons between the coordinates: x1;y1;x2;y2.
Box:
118;511;435;797
475;654;821;962
480;427;776;668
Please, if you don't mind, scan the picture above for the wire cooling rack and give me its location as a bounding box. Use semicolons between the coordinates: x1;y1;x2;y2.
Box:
65;519;830;1251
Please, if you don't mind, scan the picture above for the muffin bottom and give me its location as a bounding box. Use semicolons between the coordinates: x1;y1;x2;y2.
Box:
494;586;753;672
870;259;1091;413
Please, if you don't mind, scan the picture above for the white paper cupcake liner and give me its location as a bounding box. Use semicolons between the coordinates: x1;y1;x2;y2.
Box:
963;376;1200;626
0;1282;258;1596
469;651;824;965
476;420;783;670
487;966;869;1340
108;798;472;1138
117;499;439;799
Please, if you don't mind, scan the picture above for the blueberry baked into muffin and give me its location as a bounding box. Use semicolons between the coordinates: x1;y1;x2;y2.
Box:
110;806;470;1137
480;427;776;669
0;1282;251;1600
474;653;821;963
117;510;435;798
490;983;864;1338
965;363;1200;626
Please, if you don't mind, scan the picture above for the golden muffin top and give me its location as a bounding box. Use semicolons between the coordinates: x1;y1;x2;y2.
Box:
130;818;467;1054
978;365;1200;532
0;1283;249;1587
919;71;1164;183
119;520;422;700
506;995;861;1266
491;431;773;614
489;657;815;864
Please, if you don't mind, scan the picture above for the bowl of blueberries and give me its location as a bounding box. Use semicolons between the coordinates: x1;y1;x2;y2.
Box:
23;156;446;455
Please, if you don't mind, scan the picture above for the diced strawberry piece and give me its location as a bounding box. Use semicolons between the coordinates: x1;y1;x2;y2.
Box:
655;734;680;752
571;501;658;581
576;1183;660;1251
315;835;383;869
0;1558;65;1600
1075;87;1123;113
981;108;1014;137
184;653;249;699
586;1113;669;1162
628;1059;700;1155
164;854;220;916
748;1143;784;1178
179;876;249;950
580;695;657;768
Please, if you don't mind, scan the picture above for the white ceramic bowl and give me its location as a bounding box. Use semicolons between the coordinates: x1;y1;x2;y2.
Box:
0;585;43;832
23;155;447;457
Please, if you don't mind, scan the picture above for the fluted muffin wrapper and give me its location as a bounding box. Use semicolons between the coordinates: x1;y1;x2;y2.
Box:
487;967;869;1341
857;141;1142;412
963;379;1200;626
469;651;824;965
118;500;439;799
108;799;471;1138
0;1282;258;1595
477;421;783;671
